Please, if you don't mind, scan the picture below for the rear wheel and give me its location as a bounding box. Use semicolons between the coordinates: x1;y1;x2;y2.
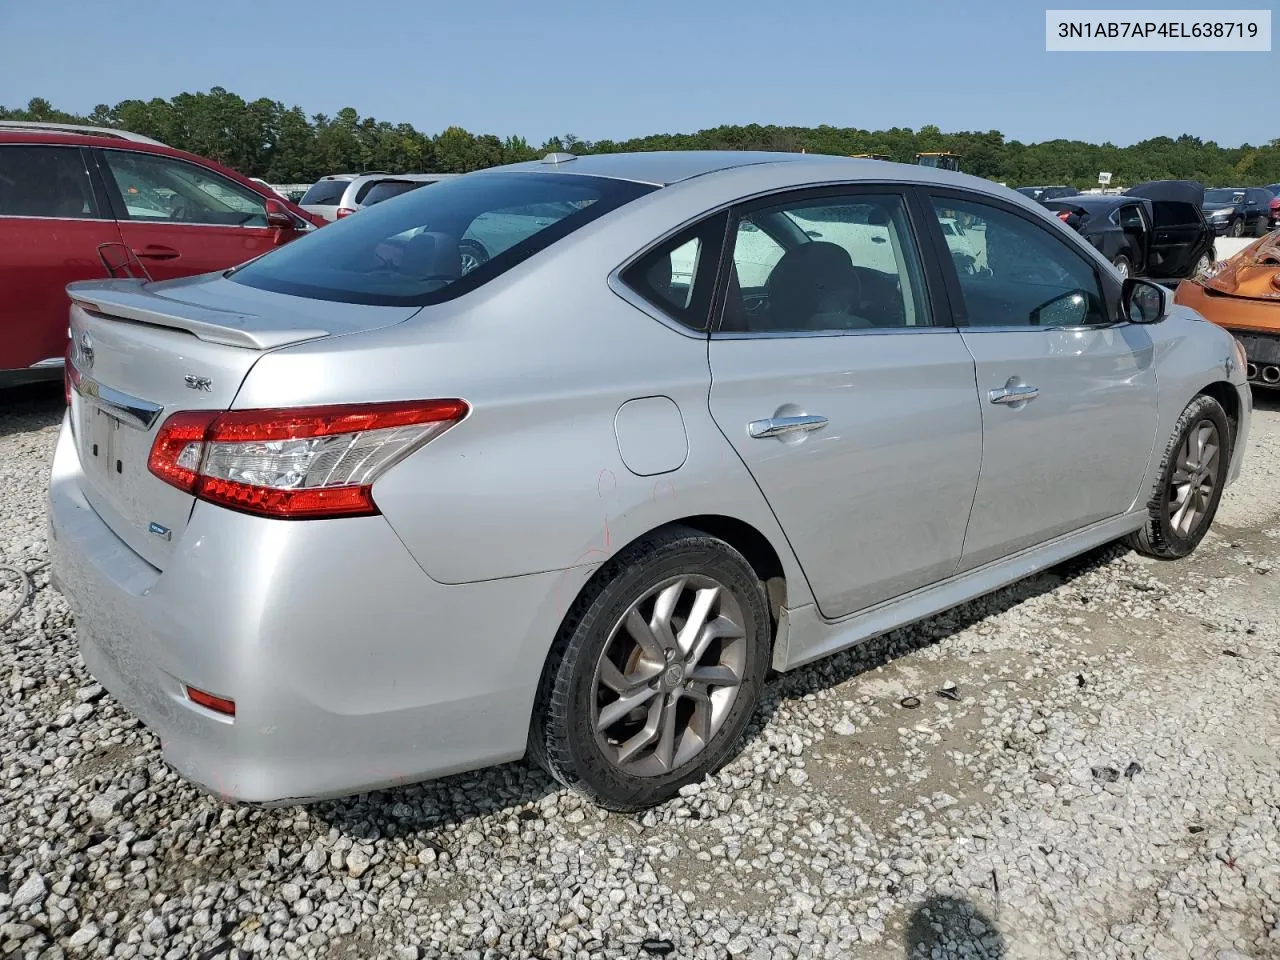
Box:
529;526;772;810
1127;395;1231;559
1193;252;1214;277
1112;255;1131;279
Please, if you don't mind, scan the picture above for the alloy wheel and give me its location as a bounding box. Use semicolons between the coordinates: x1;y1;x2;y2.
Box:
1168;420;1220;536
591;575;747;777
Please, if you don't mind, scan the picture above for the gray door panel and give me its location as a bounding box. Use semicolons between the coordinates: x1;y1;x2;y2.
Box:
707;331;982;620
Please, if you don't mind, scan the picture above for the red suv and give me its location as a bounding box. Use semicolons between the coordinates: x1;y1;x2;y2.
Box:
0;122;323;387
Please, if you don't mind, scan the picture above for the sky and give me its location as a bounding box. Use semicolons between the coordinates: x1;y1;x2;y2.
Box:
0;0;1274;147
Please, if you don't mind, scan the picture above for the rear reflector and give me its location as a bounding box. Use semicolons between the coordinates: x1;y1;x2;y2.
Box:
185;685;235;716
148;399;468;520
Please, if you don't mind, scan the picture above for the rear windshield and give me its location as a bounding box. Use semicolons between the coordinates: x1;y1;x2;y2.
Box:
357;180;426;206
229;172;656;306
300;179;350;206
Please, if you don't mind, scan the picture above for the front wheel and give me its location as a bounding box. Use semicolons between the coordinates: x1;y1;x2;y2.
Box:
1193;252;1214;278
529;526;772;810
1127;395;1231;559
1112;255;1131;279
1229;218;1244;238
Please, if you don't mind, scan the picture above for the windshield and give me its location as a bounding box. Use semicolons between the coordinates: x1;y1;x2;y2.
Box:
230;172;656;306
300;180;350;205
1204;189;1244;204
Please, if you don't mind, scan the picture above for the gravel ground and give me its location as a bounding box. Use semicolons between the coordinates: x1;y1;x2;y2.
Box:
2;383;1278;960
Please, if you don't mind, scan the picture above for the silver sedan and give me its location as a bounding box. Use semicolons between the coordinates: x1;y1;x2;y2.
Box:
50;151;1251;810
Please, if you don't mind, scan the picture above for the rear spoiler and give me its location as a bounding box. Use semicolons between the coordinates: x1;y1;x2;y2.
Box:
67;279;329;350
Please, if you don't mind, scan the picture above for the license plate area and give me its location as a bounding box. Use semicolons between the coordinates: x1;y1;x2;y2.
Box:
76;394;154;494
79;401;125;485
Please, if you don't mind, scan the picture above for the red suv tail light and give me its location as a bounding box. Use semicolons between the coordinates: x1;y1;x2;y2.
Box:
336;207;356;219
148;399;468;519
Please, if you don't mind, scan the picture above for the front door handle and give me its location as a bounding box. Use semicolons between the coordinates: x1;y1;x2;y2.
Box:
132;245;180;261
748;414;828;439
988;381;1040;405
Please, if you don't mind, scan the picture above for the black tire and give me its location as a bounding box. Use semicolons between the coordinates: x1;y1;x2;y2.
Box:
1194;252;1214;277
458;240;490;275
1127;395;1231;560
1255;217;1269;238
529;525;772;811
1111;255;1132;279
1229;218;1244;238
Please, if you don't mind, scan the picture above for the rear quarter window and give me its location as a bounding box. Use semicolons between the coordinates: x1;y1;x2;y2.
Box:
229;172;656;306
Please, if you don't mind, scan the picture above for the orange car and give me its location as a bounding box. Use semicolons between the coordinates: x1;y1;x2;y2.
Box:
1175;231;1280;387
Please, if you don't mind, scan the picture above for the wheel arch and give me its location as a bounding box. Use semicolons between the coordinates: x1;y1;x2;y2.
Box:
558;514;791;639
1196;379;1241;452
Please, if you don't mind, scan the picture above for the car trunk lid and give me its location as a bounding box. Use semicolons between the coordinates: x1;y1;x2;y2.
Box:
66;276;421;569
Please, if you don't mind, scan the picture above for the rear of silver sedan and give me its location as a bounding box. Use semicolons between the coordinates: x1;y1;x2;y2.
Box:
48;168;662;803
48;287;598;803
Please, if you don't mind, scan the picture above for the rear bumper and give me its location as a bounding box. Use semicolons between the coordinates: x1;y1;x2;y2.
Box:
48;413;591;803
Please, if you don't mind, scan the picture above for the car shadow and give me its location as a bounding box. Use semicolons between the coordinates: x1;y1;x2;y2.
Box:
0;382;65;439
312;541;1123;839
1250;386;1280;413
905;895;1006;958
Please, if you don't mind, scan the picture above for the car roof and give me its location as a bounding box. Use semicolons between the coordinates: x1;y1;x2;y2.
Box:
0;120;165;145
482;150;1008;192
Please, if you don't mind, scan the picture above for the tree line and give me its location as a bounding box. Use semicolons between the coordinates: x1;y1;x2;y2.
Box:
4;88;1279;188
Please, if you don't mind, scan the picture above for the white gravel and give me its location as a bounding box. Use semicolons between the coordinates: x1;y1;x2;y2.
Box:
2;384;1278;960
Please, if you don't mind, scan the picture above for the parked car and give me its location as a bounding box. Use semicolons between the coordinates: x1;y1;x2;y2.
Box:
1202;187;1273;238
296;172;389;222
1015;185;1075;203
0;123;321;387
1174;231;1280;387
1043;180;1214;280
331;172;461;219
52;150;1250;810
1267;185;1280;229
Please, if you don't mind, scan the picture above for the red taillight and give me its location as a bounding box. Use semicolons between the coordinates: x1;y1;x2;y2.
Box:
185;685;235;716
147;400;468;520
336;207;356;218
1057;210;1071;221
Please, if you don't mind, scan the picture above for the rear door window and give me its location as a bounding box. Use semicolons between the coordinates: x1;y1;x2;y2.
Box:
359;180;428;206
0;145;103;219
229;172;656;306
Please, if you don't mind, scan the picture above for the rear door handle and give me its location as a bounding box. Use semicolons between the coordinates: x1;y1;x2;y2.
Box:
988;382;1040;405
748;415;828;439
132;245;180;261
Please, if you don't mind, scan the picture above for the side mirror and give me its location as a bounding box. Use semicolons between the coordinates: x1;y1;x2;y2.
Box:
264;198;295;229
1031;289;1091;327
1121;278;1167;324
